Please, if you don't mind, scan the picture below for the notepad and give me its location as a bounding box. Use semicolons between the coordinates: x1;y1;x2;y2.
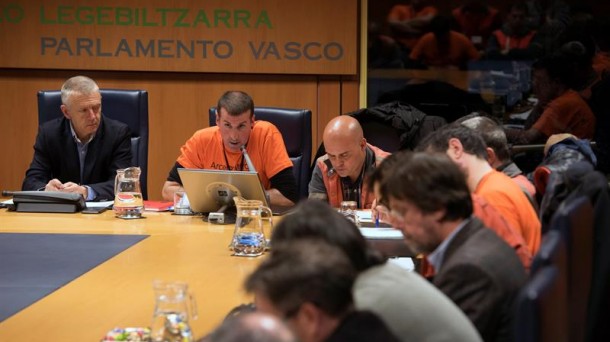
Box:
356;210;373;222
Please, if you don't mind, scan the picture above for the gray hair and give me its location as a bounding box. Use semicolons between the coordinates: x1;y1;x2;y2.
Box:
60;76;100;106
460;116;510;162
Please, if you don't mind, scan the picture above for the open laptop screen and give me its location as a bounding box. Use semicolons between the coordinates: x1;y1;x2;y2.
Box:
178;168;269;213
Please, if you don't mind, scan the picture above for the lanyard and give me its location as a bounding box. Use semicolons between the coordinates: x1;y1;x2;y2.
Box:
222;145;245;171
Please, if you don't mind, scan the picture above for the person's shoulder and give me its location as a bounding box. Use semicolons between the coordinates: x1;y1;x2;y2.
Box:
459;218;523;258
418;32;435;42
40;116;67;130
189;126;218;140
550;90;583;106
422;6;438;14
101;116;129;128
482;170;528;195
367;143;390;157
314;153;331;168
253;120;280;132
451;31;472;43
252;120;283;140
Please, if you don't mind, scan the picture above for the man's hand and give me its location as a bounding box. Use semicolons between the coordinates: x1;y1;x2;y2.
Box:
371;198;390;224
162;181;185;202
266;188;294;207
45;179;63;191
60;182;88;198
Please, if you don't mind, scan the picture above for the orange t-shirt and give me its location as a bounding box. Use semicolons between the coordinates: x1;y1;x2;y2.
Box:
176;121;293;190
452;6;500;47
409;31;480;69
512;174;536;201
475;170;541;254
472;194;532;271
532;90;596;139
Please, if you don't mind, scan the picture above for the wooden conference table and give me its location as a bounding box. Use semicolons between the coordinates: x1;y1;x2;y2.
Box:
0;208;258;341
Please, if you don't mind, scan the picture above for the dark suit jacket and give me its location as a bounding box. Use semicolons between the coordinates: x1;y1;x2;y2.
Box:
22;116;132;201
433;217;527;342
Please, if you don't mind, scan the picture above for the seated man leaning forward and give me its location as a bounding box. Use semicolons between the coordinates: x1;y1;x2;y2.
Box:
22;75;132;201
309;116;390;209
380;152;527;342
162;91;298;206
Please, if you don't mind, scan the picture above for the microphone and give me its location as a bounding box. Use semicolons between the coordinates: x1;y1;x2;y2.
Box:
241;145;269;205
240;145;257;173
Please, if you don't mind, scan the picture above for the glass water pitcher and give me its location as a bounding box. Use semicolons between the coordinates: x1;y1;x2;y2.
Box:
113;166;143;219
151;280;198;342
230;196;273;257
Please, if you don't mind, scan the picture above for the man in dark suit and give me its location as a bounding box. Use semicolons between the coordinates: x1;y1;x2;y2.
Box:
379;151;527;342
22;76;132;201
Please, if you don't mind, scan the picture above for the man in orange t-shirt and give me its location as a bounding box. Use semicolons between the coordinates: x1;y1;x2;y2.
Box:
368;152;531;272
387;0;437;50
452;1;502;50
506;54;596;145
459;116;536;202
417;125;541;254
409;15;480;69
161;91;297;206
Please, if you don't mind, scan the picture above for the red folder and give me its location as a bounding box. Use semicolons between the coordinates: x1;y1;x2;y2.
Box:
143;200;173;212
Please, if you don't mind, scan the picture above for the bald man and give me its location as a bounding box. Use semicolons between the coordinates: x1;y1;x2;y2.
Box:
309;116;390;208
202;312;295;342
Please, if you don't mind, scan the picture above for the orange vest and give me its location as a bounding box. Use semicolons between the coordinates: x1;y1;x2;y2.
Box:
317;144;389;209
492;30;536;51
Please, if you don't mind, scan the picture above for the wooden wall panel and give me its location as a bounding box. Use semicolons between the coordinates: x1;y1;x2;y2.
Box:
316;78;342;151
341;76;361;114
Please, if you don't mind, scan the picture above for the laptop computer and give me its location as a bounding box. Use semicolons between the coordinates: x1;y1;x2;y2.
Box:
178;168;293;215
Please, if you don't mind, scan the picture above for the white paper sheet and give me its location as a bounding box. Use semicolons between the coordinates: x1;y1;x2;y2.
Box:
86;200;114;208
359;227;404;240
356;210;373;222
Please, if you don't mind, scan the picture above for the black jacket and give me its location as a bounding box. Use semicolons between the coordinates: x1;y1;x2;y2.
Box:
22;116;132;201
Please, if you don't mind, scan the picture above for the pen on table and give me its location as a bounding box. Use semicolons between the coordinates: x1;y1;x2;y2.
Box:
375;215;380;228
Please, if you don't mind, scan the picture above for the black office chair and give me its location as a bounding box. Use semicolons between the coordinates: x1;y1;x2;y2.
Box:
531;230;567;275
514;265;569;342
37;89;149;199
209;107;312;199
549;195;594;342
